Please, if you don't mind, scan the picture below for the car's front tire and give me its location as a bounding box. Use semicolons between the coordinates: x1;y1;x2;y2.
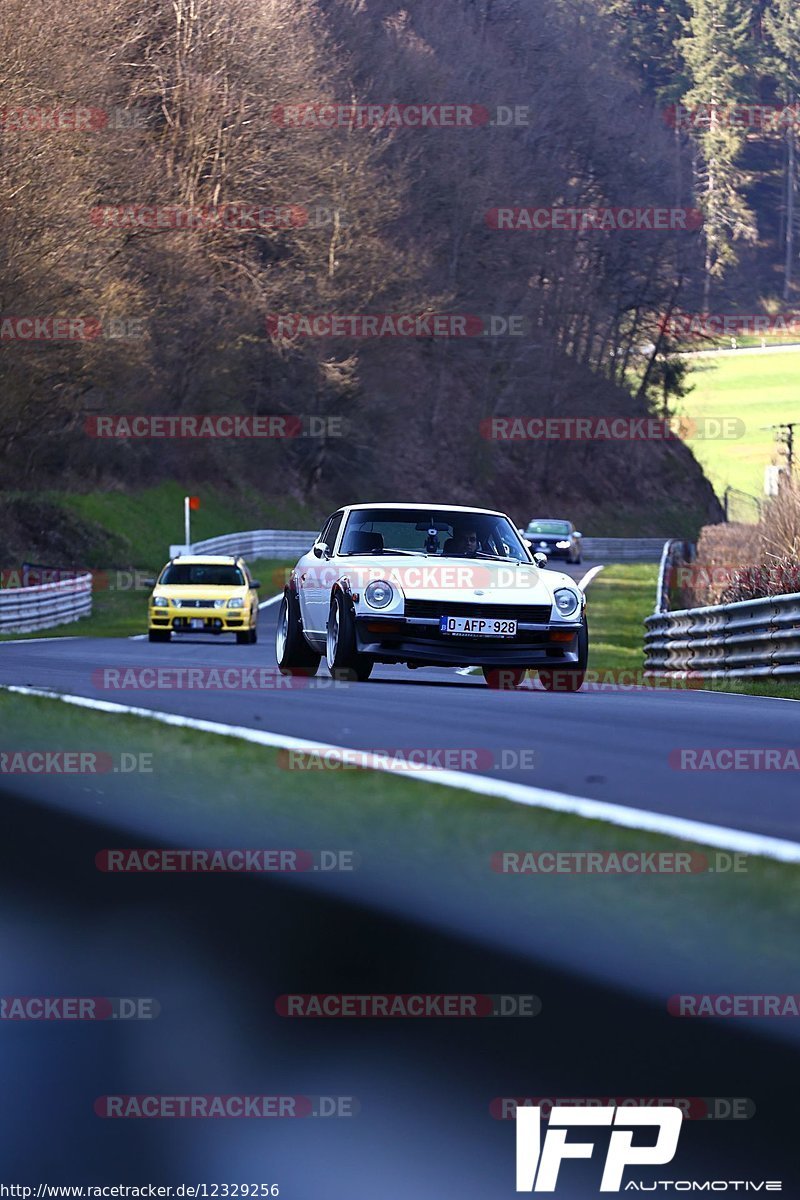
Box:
276;591;320;675
236;627;257;645
538;619;588;692
326;591;373;681
482;667;527;690
148;630;170;643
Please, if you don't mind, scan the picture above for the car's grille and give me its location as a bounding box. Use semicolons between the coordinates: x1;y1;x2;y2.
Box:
176;599;216;608
403;600;552;622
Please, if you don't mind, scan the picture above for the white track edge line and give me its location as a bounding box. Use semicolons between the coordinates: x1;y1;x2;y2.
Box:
3;683;800;864
577;564;604;590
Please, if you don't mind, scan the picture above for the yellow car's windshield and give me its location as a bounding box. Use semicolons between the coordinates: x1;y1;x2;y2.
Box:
160;564;246;586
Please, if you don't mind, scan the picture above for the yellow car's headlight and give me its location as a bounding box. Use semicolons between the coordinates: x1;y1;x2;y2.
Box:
152;595;169;608
227;598;245;609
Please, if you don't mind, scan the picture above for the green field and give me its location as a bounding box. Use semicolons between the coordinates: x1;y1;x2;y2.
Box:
680;348;800;502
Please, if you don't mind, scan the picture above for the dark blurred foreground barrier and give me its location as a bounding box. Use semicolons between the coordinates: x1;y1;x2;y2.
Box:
2;783;798;1192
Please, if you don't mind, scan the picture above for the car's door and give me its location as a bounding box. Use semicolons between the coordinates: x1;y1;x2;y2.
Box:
298;511;344;636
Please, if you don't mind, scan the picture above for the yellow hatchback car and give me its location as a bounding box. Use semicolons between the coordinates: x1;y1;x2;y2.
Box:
147;555;261;644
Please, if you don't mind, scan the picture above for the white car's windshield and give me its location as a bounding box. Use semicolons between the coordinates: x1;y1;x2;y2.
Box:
339;508;529;561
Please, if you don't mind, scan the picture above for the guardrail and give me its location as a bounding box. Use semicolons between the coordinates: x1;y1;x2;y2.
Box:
0;575;93;634
578;538;667;562
644;591;800;679
188;530;318;560
187;531;667;564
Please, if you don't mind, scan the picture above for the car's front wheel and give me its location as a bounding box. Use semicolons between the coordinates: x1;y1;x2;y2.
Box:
276;591;320;675
148;630;170;643
236;627;257;645
482;667;527;690
326;591;373;681
538;620;588;692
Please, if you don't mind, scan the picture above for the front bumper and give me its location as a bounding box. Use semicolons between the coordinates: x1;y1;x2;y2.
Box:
354;615;584;667
149;607;252;633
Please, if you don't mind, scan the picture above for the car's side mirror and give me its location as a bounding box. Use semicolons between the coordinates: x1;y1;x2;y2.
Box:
143;578;156;588
574;531;583;539
533;552;548;567
312;541;329;559
251;580;262;589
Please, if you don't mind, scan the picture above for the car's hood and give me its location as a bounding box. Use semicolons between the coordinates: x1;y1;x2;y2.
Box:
335;555;572;603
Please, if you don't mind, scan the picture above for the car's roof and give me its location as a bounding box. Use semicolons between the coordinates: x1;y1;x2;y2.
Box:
168;555;241;565
342;502;508;517
526;517;572;523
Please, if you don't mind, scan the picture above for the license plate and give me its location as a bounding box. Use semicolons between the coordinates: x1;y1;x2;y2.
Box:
440;616;517;637
190;618;205;630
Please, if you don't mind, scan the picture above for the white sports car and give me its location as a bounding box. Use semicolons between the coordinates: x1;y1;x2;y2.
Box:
275;502;588;690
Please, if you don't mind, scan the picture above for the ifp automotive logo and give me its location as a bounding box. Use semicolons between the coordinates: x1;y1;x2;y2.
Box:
516;1104;682;1191
514;1105;782;1191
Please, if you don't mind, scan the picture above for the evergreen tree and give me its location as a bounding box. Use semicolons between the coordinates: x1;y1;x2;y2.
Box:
764;0;800;298
679;0;758;308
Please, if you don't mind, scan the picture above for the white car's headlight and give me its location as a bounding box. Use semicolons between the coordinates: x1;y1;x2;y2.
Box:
555;540;570;549
554;588;580;617
365;580;394;609
227;598;244;609
152;595;169;607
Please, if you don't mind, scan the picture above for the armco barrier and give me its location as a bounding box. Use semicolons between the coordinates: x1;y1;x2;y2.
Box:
578;538;666;562
186;531;666;564
188;530;318;560
0;574;93;634
644;591;800;679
